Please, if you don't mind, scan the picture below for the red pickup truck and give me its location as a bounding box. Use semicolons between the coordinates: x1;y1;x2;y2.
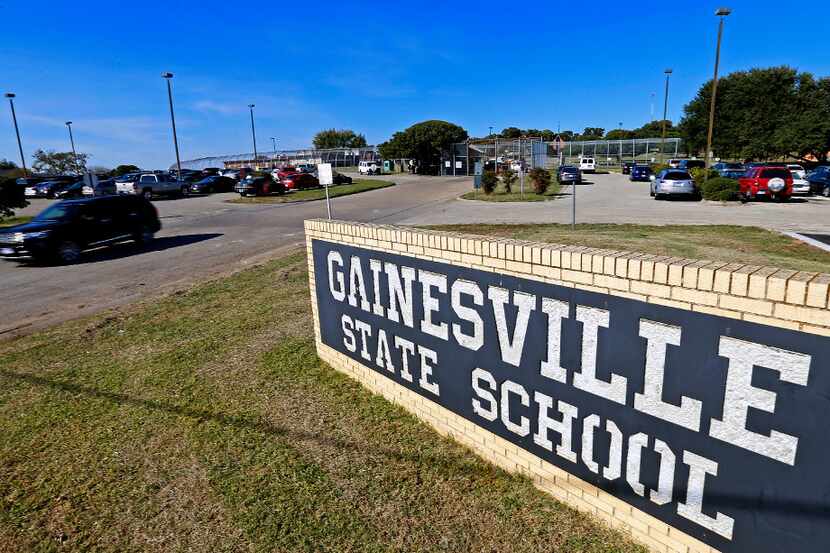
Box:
738;166;793;202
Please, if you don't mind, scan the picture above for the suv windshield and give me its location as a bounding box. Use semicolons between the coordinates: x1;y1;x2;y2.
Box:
761;168;790;179
664;171;692;180
34;203;78;222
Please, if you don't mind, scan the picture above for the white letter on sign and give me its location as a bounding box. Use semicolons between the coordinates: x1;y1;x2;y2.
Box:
472;368;498;421
710;336;811;465
419;270;449;340
348;256;371;312
678;450;734;540
634;319;702;431
540;297;569;383
451;280;484;351
501;380;530;437
533;391;578;463
385;263;416;328
573;305;628;405
328;250;345;302
488;286;536;367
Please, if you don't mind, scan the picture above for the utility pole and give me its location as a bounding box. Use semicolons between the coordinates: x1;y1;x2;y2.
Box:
659;69;673;165
65;121;80;173
5;93;27;175
248;104;258;168
161;73;182;180
704;8;732;185
270;136;277;168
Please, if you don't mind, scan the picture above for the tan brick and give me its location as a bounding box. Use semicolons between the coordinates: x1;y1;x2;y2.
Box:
746;266;778;299
730;265;761;296
764;269;794;301
561;269;594;285
593;274;630;291
639;255;658;282
650;297;691;310
652;256;674;284
668;259;693;286
801;324;830;337
775;303;830;327
631;280;673;299
785;272;818;305
742;314;801;330
806;274;830;308
672;287;718;307
712;263;743;293
692;304;742;321
719;294;774;316
696;261;726;291
682;260;711;288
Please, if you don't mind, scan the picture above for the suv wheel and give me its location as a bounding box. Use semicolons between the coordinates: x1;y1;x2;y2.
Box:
180;185;189;197
823;186;830;198
56;241;82;264
134;225;155;246
142;189;153;200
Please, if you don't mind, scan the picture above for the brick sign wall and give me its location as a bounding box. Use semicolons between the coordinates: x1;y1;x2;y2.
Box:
304;219;830;553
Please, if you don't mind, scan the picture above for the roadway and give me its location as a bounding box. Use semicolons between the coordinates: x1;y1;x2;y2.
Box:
3;171;828;337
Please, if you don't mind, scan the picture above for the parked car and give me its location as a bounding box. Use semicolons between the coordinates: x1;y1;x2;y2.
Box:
622;161;636;175
650;169;700;200
296;163;316;174
114;172;142;195
189;175;236;194
807;166;830;197
738;166;793;202
25;177;76;199
557;165;582;184
0;195;161;264
578;157;596;173
712;162;745;177
235;174;285;197
282;172;320;190
787;164;807;179
56;178;116;199
128;172;189;200
790;171;811;196
221;169;241;180
629;165;652;182
676;159;706;171
358;160;382;175
667;159;683;168
332;171;353;185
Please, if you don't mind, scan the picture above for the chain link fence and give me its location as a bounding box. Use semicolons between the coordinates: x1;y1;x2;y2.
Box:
442;137;684;175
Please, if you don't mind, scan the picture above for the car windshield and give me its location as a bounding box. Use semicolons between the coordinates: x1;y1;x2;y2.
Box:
561;167;577;173
664;171;691;180
34;203;78;221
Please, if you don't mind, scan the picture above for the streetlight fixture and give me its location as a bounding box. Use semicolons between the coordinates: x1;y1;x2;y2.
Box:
704;8;732;185
659;68;673;164
248;104;258;168
270;136;277;168
5;93;27;175
161;72;183;181
65;121;81;174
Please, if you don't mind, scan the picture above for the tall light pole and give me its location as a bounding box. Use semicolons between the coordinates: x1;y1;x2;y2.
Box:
650;92;656;121
5;93;27;175
659;68;673;164
270;136;277;168
161;73;182;180
65;121;80;174
704;8;732;184
248;104;258;168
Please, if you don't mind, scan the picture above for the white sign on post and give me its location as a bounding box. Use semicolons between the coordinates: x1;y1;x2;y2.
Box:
318;163;334;186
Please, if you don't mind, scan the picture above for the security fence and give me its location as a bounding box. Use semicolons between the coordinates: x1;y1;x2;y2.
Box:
442;137;684;175
179;146;380;171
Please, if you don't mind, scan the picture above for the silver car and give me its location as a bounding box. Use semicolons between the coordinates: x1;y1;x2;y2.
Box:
650;169;700;200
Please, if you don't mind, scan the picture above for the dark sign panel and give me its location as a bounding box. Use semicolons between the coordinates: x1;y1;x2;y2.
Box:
312;239;830;553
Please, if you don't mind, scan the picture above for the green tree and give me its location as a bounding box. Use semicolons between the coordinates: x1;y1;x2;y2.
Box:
0;159;17;171
312;129;368;149
0;175;28;222
579;127;605;140
112;164;141;176
679;66;830;161
500;127;522;139
605;129;636;140
31;149;88;175
633;120;681;139
501;169;517;193
540;129;557;141
378;120;468;175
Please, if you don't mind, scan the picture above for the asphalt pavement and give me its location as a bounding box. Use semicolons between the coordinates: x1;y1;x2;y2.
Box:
2;171;828;337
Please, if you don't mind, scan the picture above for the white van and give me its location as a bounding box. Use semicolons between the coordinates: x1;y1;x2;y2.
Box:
579;157;596;173
358;160;382;175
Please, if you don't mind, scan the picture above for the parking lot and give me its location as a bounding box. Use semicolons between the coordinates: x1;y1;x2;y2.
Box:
3;171;829;336
400;171;830;234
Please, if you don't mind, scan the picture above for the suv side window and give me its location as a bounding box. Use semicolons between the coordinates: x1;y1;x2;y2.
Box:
140;175;157;184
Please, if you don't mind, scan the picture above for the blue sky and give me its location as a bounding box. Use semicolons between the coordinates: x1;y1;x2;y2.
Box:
2;0;828;169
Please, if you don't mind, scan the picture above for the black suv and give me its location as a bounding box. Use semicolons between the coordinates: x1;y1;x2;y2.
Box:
0;196;161;264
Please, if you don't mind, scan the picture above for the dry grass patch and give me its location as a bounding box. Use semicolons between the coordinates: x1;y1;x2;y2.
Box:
0;251;645;553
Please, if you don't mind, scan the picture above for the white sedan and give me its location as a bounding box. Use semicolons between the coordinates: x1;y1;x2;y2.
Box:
790;171;810;195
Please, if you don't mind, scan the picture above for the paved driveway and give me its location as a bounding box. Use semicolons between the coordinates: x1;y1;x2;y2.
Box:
1;175;468;336
400;172;830;234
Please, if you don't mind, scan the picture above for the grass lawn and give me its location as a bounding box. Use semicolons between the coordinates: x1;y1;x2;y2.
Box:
461;180;563;202
0;216;32;228
426;223;830;274
227;179;394;204
0;250;645;553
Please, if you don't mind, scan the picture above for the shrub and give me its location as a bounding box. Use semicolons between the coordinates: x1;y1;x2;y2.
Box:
481;171;498;194
701;177;740;201
649;163;669;175
689;167;719;187
529;168;550;195
501;169;517;194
